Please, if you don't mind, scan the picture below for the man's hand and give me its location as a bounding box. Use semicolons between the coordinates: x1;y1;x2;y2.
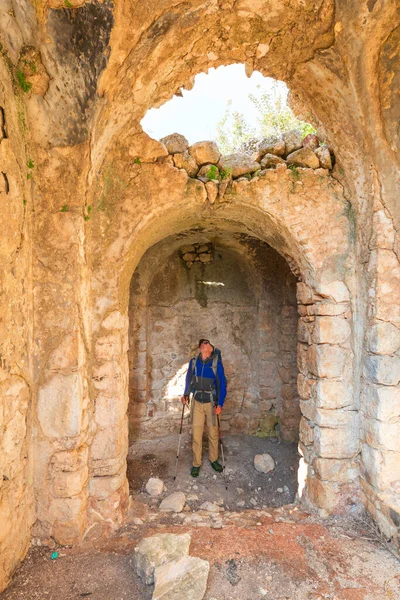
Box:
181;395;189;405
214;405;222;415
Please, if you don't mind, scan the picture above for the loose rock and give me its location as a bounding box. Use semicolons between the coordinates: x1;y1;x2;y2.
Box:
286;147;320;169
260;154;286;169
315;145;332;170
145;477;164;497
282;129;303;154
153;556;210;600
132;532;191;585
254;454;275;473
159;492;186;512
302;134;320;150
218;153;260;178
160;133;189;154
173;151;198;176
189;141;220;166
199;501;220;513
253;135;286;161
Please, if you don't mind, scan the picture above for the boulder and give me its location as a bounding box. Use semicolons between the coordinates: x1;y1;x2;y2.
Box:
260;154;286;169
159;492;186;512
253;135;286;161
173;151;198;176
254;454;275;473
218;153;260;178
286;147;320;169
160;133;189;154
132;532;191;585
302;134;320;150
315;146;332;170
282;129;303;154
145;477;164;497
189;141;220;166
205;181;218;204
153;556;210;600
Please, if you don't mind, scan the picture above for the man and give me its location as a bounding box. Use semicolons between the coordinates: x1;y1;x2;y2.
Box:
181;338;227;477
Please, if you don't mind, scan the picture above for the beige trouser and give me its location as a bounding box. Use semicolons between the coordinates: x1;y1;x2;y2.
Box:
192;400;219;467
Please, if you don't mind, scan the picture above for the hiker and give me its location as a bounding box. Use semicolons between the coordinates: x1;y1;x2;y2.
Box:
181;338;227;477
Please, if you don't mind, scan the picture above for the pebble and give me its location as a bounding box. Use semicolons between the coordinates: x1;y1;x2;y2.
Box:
277;488;283;493
187;494;198;501
269;529;274;534
237;488;244;494
236;501;245;507
250;498;258;505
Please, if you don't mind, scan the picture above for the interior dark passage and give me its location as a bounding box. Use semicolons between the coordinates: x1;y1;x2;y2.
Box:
127;229;301;508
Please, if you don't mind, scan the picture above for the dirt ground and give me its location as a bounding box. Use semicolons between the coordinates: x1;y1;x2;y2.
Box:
127;433;300;510
3;435;400;600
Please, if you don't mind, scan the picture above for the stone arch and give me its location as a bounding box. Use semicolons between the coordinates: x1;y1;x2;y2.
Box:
83;161;356;534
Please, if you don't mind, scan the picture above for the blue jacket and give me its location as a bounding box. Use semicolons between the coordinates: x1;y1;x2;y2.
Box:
184;353;227;407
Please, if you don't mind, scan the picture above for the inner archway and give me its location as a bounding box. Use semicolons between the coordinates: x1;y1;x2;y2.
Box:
127;227;300;508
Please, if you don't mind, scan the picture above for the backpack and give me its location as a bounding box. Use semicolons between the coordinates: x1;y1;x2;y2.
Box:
190;348;227;397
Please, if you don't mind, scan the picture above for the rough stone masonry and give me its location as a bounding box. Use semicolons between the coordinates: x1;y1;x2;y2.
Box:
0;0;399;593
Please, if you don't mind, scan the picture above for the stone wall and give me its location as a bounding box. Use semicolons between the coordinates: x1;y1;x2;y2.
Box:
128;233;298;443
1;0;400;591
0;56;34;590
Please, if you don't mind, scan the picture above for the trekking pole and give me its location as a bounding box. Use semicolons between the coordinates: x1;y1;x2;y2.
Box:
217;414;228;490
173;399;187;480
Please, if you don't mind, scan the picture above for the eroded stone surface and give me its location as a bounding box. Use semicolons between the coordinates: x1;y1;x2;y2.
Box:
133;532;191;585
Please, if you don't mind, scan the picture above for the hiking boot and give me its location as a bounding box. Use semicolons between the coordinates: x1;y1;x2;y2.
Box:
191;466;200;478
210;460;223;473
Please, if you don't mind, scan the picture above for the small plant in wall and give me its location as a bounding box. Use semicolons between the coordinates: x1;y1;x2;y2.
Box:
219;166;232;180
133;157;142;165
206;165;219;180
288;164;300;180
16;70;32;93
26;158;34;179
84;205;92;221
64;0;73;6
60;205;68;212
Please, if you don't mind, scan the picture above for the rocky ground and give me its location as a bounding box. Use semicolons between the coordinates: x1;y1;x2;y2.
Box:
2;435;400;600
127;433;300;511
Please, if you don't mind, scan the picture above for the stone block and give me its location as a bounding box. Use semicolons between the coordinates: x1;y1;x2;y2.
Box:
363;355;400;385
316;409;358;429
296;282;314;305
363;418;400;452
282;129;303;154
314;422;359;458
286;147;319;169
316;281;350;303
48;494;87;523
46;333;79;370
89;469;126;500
308;344;350;378
307;477;339;513
315;379;354;409
95;394;127;427
160;133;189;154
92;361;123;396
52;467;88;498
51;447;88;472
300;398;316;422
297;319;311;343
91;425;127;461
133;532;191;585
95;333;122;361
297;343;309;375
153;556;209;600
102;310;128;331
218;152;260;178
299;416;314;445
366;321;400;355
361;444;400;492
38;373;83;438
145;478;164;497
297;374;316;400
313;457;358;482
363;385;400;422
312;316;351;345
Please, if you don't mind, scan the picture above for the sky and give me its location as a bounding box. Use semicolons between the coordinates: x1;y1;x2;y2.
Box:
140;64;289;145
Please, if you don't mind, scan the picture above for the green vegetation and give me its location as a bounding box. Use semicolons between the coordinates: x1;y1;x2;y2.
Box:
64;0;73;6
288;164;300;179
219;166;232;180
84;205;92;221
23;198;27;206
27;159;34;169
206;165;219;180
216;80;315;154
133;157;142;165
16;70;32;93
60;205;68;212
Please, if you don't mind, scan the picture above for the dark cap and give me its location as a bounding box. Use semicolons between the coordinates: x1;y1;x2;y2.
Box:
199;338;212;347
